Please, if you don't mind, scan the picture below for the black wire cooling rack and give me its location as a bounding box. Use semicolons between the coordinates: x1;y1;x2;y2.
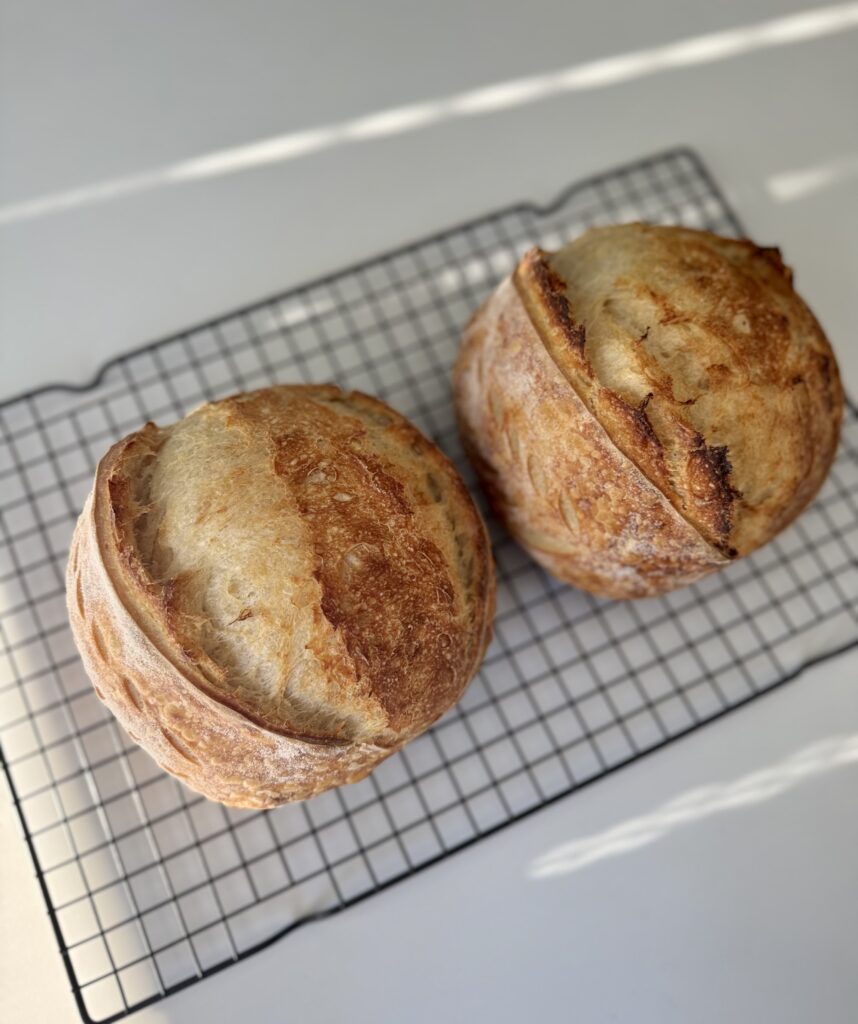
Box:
2;148;858;1024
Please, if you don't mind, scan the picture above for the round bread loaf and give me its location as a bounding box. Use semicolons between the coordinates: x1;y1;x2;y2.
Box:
67;385;495;807
454;224;843;598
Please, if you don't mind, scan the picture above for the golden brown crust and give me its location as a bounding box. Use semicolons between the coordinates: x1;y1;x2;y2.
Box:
455;224;843;597
67;385;494;807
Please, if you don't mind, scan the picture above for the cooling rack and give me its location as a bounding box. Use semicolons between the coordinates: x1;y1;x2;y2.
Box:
2;148;857;1023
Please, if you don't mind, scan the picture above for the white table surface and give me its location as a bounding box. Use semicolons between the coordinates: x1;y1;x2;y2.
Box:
2;1;858;1021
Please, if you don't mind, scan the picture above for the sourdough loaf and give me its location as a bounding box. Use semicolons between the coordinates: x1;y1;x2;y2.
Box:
454;224;842;597
67;385;495;807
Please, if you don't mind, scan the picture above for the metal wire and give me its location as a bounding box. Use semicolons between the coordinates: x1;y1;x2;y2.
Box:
1;148;857;1024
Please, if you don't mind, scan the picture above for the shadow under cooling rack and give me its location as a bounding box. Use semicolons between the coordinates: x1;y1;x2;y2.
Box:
1;147;857;1023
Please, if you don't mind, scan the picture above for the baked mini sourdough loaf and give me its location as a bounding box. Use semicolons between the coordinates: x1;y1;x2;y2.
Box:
454;224;843;598
67;385;495;808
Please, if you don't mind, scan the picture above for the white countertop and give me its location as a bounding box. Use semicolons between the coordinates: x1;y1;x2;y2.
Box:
2;1;858;1021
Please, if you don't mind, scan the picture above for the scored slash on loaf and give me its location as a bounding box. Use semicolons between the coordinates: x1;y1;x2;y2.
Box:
67;385;495;808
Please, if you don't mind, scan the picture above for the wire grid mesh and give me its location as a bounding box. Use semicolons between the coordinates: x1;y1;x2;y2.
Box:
1;148;857;1023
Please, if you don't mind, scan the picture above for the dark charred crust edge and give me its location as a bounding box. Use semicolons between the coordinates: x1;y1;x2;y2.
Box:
687;433;741;554
753;245;792;283
515;248;586;354
600;388;665;460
